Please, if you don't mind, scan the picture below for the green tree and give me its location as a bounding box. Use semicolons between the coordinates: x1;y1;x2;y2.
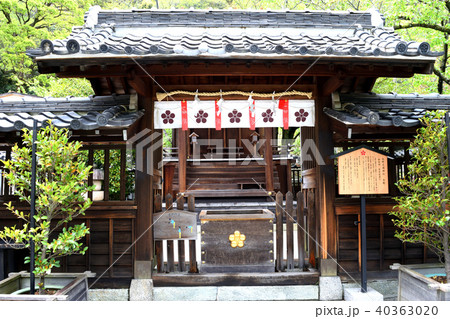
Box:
390;112;450;280
0;125;94;294
383;0;450;94
0;0;93;94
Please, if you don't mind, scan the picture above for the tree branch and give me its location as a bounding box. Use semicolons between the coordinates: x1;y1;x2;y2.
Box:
394;22;450;34
1;9;12;23
433;66;450;86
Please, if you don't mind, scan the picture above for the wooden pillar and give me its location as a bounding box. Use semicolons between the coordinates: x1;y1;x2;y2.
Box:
316;80;337;268
264;127;274;192
178;129;187;193
286;159;293;193
134;89;154;279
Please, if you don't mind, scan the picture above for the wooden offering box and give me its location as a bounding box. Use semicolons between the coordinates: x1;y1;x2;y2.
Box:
199;209;275;273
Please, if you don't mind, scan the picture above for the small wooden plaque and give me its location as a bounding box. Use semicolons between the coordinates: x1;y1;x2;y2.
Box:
337;147;389;195
153;210;197;240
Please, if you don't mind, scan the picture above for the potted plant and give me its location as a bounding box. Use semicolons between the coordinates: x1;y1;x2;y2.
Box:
0;124;95;300
390;111;450;301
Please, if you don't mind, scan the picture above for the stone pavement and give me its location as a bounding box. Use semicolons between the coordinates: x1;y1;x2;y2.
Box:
87;279;398;301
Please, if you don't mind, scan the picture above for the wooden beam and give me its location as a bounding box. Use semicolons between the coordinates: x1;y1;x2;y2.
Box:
127;70;151;97
106;77;115;94
51;61;425;79
321;74;344;96
120;77;130;94
89;78;103;96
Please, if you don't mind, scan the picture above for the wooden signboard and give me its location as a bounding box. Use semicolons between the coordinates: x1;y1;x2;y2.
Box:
337;146;389;195
153;210;197;240
332;145;392;293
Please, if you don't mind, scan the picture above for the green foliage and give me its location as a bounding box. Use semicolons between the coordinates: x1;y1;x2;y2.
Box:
0;0;93;93
0;125;94;294
29;77;94;98
380;0;450;94
163;129;173;148
78;149;135;200
390;112;450;279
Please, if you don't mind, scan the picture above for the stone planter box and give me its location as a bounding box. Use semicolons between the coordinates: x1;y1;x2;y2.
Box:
391;263;450;301
0;271;95;301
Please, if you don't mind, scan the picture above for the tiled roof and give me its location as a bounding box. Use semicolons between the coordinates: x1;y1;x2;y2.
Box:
27;6;440;59
325;93;450;127
0;94;143;132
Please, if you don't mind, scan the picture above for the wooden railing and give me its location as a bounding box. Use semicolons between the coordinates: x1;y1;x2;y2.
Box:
153;194;198;274
274;190;316;271
152;191;318;275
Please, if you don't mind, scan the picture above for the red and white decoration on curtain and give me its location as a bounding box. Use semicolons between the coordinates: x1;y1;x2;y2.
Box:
154;99;314;130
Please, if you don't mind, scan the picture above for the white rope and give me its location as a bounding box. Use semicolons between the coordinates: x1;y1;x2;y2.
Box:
156;90;313;101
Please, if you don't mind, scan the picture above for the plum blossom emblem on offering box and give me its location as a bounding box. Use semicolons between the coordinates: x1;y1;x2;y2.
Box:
228;230;246;248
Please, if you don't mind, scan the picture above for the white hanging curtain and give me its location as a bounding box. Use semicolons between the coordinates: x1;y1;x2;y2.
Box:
154;99;314;129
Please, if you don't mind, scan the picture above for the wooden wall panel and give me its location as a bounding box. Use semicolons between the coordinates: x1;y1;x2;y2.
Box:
336;203;439;274
0;206;136;279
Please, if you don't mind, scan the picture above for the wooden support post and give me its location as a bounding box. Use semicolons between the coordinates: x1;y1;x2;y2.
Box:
166;193;173;211
88;150;94;200
286;159;293;193
264;128;274;192
178;129;187;193
380;215;384;270
187;194;197;273
360;195;367;293
276;164;287;194
163;165;175;198
176;194;184;210
297;191;306;270
167;240;175;272
4;149;11;195
104;149;110;201
134;93;154;279
109;219;114;278
120;148;126;201
155;240;163;273
285;191;294;270
315;86;337;265
275;192;284;271
188;195;195;212
85;219;91;272
189;240;198;273
154;193;162;213
307;190;317;268
178;241;186;272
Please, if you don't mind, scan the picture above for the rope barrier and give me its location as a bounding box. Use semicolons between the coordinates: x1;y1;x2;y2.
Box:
156;90;313;101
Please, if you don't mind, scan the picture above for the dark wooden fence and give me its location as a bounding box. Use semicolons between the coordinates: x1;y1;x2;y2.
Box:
154;194;198;273
275;191;316;271
153;191;317;274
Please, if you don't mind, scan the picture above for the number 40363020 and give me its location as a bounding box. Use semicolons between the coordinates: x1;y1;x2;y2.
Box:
375;306;438;316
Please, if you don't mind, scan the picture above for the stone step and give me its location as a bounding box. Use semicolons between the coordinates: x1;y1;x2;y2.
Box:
153;285;318;301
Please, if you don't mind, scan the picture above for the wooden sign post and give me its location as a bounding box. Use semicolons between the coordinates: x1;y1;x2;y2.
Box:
332;145;391;293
